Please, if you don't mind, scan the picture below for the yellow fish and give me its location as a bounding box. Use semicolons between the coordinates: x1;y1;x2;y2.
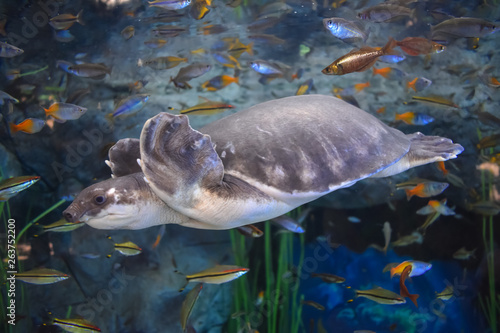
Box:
51;317;101;332
107;237;142;257
15;268;70;285
180;283;203;331
179;97;234;115
349;286;406;304
0;175;40;201
179;265;249;291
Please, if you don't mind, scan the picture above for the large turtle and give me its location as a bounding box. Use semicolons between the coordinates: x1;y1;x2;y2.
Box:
63;95;463;230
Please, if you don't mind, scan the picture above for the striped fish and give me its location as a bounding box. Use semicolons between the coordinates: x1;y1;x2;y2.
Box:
107;237;142;257
15;268;70;285
350;287;406;305
37;218;84;233
51;317;101;332
0;176;40;201
180;97;234;115
179;265;249;291
180;283;203;330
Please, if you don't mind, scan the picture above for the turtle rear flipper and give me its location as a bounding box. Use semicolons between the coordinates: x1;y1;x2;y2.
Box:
371;132;464;178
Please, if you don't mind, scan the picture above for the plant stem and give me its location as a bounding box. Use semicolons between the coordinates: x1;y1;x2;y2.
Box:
264;222;273;333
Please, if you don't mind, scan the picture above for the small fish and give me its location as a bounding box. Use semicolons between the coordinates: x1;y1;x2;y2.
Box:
436;161;448;176
121;25;135;40
301;300;325;311
142;56;188;70
399;265;419;307
467;201;500;216
152;224;166;249
453;247;476;260
180;283;203;331
179;265;249;292
148;0;192;10
112;94;149;117
51;318;101;332
322;38;397;75
378;52;406;64
271;215;305;233
382;221;391;255
477;134;500;150
189;0;210;20
171;63;212;89
395;112;434;125
6;69;21;80
372;67;407;80
357;4;411;23
66;88;91;104
391;231;423;247
143;11;184;23
419;208;441;233
411;95;459;109
227;41;254;58
0;176;40;201
236;224;264;238
436;285;454;301
108;237;142;257
54;29;75;42
9;118;45;134
247;16;282;32
431;17;498;41
396;37;445;56
248;34;286;45
0;91;19;104
49;10;84;30
45;102;87;122
250;60;284;75
212;52;241;69
310;272;345;283
347;216;361;223
376;106;386;114
152;25;186;37
144;39;168;49
383;263;399;273
67;63;111;79
296;79;314;96
0;41;24;57
350;287;406;305
323;17;368;43
179;97;234;115
416;199;455;216
201;75;239;91
15;268;70;285
390;260;432;278
37;218;84;234
406;77;432;92
200;24;227;35
402;181;449;200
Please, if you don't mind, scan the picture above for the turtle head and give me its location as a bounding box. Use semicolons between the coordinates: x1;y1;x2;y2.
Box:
63;174;151;229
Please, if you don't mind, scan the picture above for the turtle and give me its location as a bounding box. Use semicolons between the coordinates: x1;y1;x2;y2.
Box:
63;95;463;230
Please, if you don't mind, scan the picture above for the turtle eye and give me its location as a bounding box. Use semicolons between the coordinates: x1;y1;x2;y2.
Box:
94;195;106;205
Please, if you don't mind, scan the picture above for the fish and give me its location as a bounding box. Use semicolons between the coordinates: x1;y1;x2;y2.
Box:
402;181;449;200
212;52;241;69
112;95;150;117
67;63;112;79
416;199;455;216
143;11;184;23
395;112;434;125
0;41;24;57
271;215;305;233
310;272;345;283
436;285;454;301
301;300;325;311
350;287;406;305
411;95;459;108
250;60;297;82
322;38;397;75
171;63;212;89
152;225;166;249
179;265;249;292
108;237;142;257
248;34;286;45
391;231;423;247
236;224;264;238
453;247;476;260
382;263;399;273
148;0;192;10
357;4;411;23
347;216;361;223
227;41;254;58
399;265;419;307
152;25;186;37
15;268;70;284
372;67;407;80
390;260;432;278
323;17;368;43
376;106;386;114
179;97;234;115
431;17;499;41
49;10;84;30
6;69;21;80
144;39;168;49
201;75;239;91
180;283;203;331
467;201;500;216
382;221;391;255
9;118;45;134
247;17;283;32
296;79;314;96
353;82;370;93
0;176;40;201
51;318;101;332
477;134;500;150
142;56;188;70
378;51;406;63
121;25;135;40
200;24;227;35
189;0;210;20
36;218;84;234
406;77;432;92
54;29;75;42
45;102;87;122
396;37;445;56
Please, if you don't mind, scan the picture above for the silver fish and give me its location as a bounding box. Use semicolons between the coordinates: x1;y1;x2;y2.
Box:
171;63;211;89
0;41;24;58
323;17;368;43
67;63;112;79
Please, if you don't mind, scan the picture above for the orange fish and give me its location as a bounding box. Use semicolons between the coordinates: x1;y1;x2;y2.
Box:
9;118;45;134
396;37;445;56
490;77;500;86
399;265;419;307
390;260;432;278
376;106;386;114
404;182;449;200
201;75;239;91
436;161;448;176
395;111;434;125
354;81;370;92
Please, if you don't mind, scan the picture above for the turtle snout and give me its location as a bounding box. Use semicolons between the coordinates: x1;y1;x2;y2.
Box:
63;207;80;223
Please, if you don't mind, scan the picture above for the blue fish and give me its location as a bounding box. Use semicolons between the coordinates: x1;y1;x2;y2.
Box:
113;95;150;117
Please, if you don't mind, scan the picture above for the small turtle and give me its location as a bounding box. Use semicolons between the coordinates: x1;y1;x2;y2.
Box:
63;95;463;230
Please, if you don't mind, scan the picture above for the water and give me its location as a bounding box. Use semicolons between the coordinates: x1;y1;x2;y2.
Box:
0;0;499;332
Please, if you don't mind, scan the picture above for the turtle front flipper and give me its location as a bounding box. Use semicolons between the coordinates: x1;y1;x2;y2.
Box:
106;138;142;177
139;112;224;214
